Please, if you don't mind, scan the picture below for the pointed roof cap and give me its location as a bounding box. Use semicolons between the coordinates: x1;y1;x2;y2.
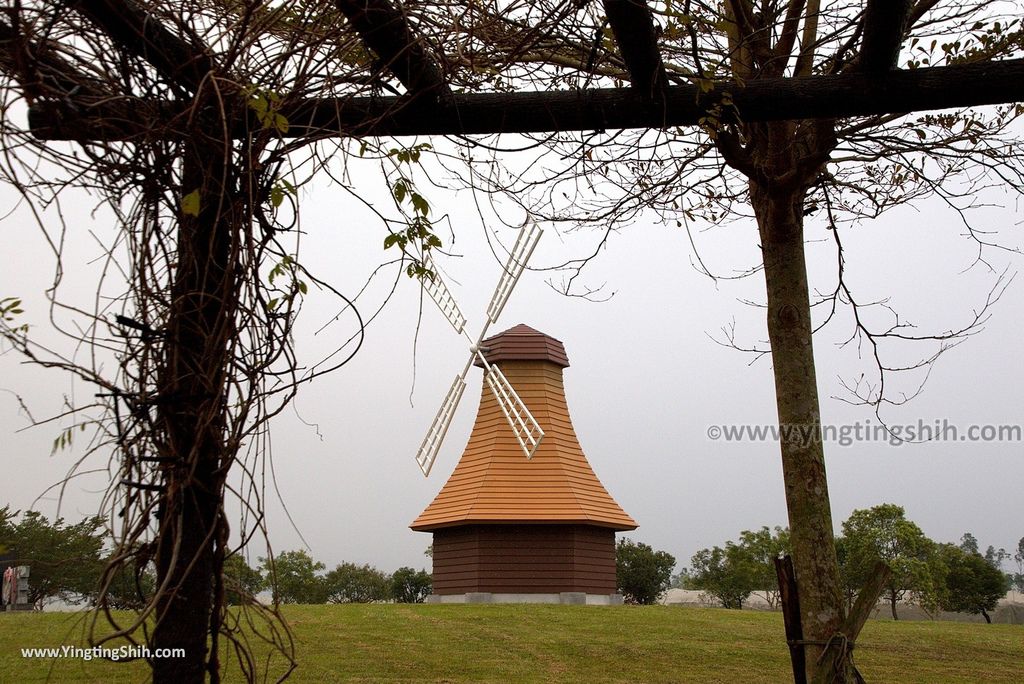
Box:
473;323;570;368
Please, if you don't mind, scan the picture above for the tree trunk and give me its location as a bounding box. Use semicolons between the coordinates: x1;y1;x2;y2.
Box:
151;133;233;683
890;591;899;621
751;182;846;682
981;608;991;624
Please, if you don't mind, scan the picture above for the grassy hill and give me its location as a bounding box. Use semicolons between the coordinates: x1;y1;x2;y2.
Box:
1;604;1020;682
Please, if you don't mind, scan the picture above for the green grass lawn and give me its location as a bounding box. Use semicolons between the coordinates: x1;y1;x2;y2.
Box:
1;604;1020;683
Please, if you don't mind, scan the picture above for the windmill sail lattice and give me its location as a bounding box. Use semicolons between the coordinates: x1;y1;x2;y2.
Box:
414;374;467;475
484;365;544;457
486;223;542;323
422;252;467;334
415;221;544;476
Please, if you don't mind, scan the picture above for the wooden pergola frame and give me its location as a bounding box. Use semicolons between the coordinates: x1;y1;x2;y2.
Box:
18;0;1024;141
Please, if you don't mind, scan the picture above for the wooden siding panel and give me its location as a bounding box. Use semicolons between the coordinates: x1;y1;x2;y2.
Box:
431;525;617;595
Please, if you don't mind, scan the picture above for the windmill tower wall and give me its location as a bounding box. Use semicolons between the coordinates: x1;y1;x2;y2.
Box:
411;325;637;605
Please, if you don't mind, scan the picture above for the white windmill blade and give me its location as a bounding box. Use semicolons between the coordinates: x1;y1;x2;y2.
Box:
414;221;544;476
421;253;467;334
415;372;468;476
485;221;543;324
483;363;545;459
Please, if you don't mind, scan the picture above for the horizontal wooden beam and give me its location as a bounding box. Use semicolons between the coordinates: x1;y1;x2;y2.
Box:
27;58;1024;140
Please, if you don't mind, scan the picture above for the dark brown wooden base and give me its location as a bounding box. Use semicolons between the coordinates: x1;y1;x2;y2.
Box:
430;524;617;595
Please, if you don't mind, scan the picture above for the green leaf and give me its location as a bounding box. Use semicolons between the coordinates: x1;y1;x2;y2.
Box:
411;192;430;217
393;180;407;205
383;233;399;249
181;189;201;217
271;185;285;208
248;93;268;116
297;281;308;295
267;298;279;312
274;112;289;134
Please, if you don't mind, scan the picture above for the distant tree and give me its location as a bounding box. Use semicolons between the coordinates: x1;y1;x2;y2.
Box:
841;505;936;620
689;543;758;609
736;527;790;609
223;554;265;606
261;550;327;605
0;506;15;554
424;545;433;559
670;569;694;590
324;563;391;604
390;567;432;603
834;536;859;611
4;509;105;608
101;556;156;610
938;544;1010;623
616;539;675;605
1013;538;1024;593
984;545;1010;570
959;533;980;555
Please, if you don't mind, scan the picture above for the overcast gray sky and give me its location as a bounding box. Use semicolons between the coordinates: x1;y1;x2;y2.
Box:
1;138;1022;578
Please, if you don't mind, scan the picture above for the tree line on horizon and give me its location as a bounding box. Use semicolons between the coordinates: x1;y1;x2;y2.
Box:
0;502;675;609
0;505;430;609
673;504;1021;623
4;502;1019;619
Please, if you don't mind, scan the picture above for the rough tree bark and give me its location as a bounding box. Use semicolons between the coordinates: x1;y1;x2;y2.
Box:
745;115;847;680
755;182;846;676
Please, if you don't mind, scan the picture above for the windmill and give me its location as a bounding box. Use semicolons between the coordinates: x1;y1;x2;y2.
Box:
414;221;544;476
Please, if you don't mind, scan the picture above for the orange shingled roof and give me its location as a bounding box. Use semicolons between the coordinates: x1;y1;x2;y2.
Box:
410;325;637;532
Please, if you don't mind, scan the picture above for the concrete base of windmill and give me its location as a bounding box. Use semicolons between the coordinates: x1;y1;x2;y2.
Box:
425;592;624;606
